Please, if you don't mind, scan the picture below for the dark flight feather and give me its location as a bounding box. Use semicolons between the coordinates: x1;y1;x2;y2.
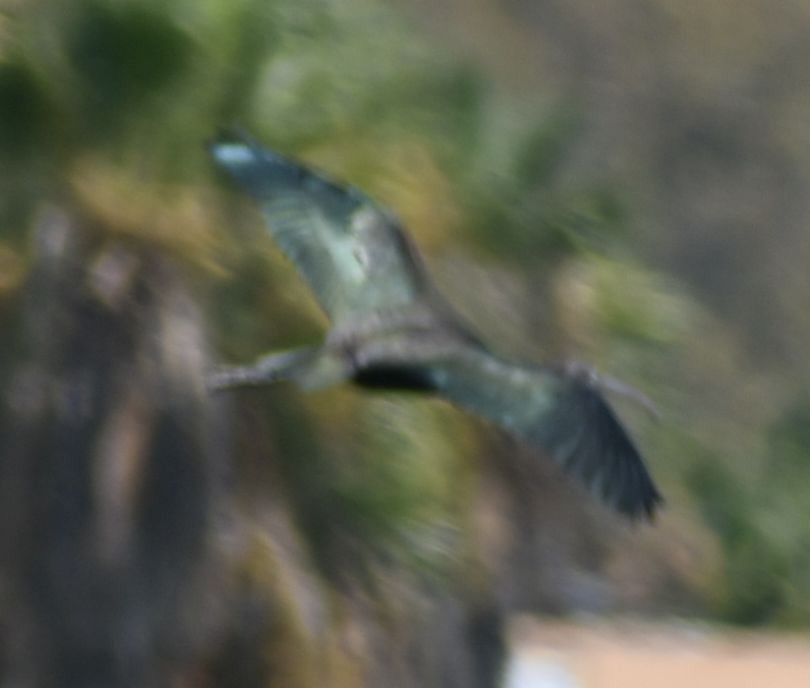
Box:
424;350;661;518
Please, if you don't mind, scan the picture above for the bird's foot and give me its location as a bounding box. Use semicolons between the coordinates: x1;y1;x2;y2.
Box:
563;360;660;420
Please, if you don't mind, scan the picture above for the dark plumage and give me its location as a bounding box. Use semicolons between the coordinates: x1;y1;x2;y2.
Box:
208;132;663;520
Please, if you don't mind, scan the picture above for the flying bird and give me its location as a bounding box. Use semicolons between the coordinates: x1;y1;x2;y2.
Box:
208;132;662;520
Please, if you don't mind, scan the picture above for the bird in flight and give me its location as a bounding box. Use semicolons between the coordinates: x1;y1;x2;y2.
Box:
208;132;662;520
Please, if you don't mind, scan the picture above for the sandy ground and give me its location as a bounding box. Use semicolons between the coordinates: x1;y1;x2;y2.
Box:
505;617;810;688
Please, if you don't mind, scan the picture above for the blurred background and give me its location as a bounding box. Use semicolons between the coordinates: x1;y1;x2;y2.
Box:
1;0;809;686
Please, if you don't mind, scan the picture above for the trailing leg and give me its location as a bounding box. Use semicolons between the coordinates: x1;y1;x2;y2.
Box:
208;347;319;390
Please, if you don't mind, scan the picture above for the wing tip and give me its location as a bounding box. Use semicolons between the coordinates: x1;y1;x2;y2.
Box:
208;140;255;168
622;487;664;523
207;127;302;200
207;124;266;166
563;379;664;523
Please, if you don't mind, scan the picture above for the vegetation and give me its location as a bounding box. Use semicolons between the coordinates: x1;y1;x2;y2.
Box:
2;0;810;684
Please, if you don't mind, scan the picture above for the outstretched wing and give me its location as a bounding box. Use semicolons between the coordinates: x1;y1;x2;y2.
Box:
427;349;662;519
209;135;427;324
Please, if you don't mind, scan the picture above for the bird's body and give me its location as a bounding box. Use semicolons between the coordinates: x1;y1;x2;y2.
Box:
209;134;663;520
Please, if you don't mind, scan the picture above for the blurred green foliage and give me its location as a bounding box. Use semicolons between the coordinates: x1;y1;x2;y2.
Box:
1;0;809;637
0;59;53;158
68;1;193;128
